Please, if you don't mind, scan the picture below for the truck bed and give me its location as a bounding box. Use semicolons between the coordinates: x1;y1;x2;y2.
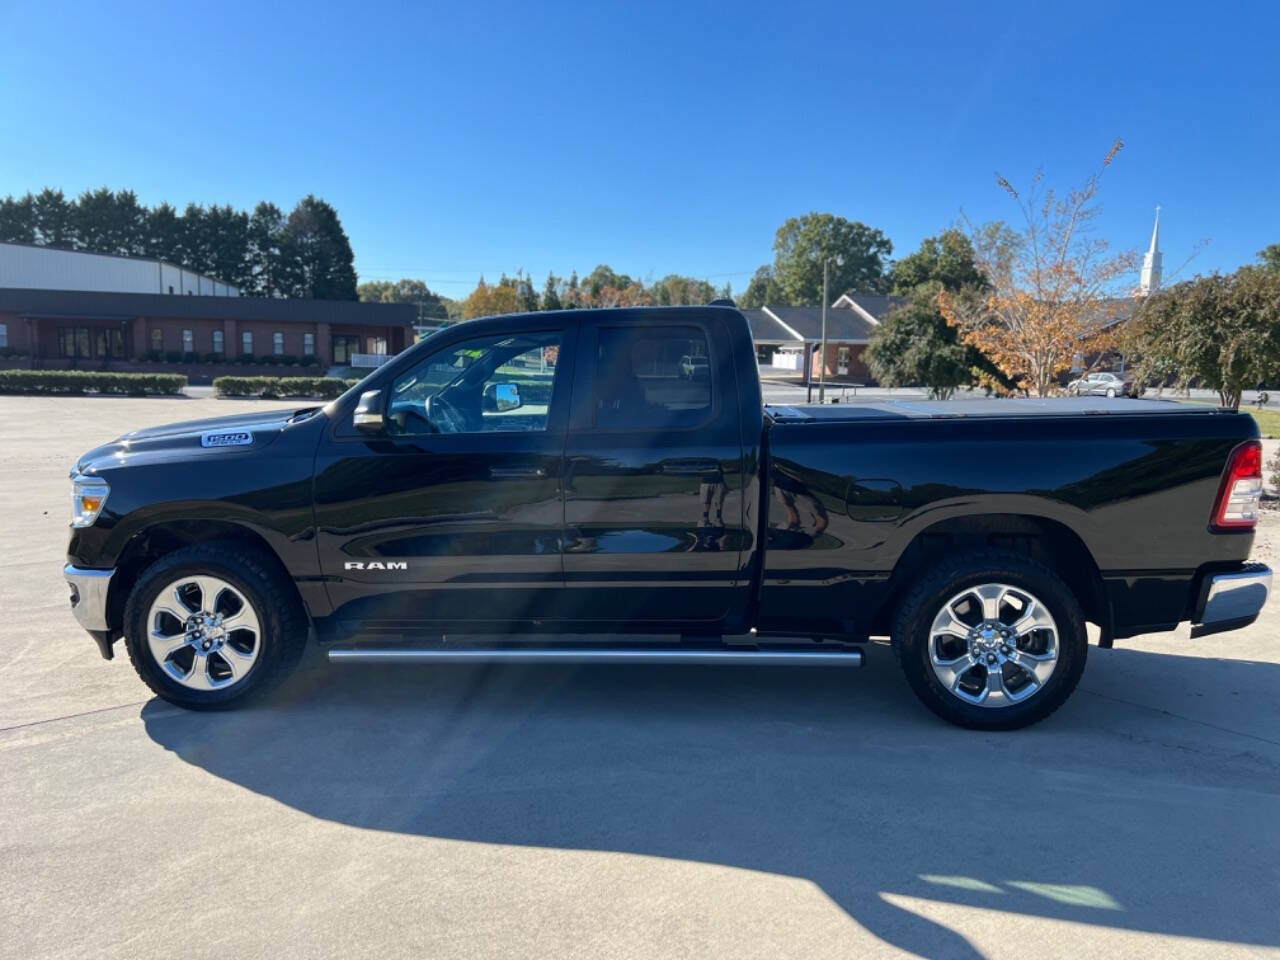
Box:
758;396;1259;641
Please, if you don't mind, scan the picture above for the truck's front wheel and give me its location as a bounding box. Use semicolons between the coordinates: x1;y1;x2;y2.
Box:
892;553;1087;730
122;543;306;710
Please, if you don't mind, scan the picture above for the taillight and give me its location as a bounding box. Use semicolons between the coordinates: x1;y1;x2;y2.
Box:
1211;440;1262;531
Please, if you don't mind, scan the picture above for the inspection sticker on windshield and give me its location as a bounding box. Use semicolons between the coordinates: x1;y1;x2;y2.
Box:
201;430;253;448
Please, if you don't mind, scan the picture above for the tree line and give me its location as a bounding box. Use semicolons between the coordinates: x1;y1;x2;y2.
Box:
455;266;734;320
0;188;358;300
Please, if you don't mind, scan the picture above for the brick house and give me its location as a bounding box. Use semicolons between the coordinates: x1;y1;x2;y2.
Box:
743;293;906;385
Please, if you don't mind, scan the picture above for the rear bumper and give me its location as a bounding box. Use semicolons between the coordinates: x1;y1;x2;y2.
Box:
1191;563;1271;638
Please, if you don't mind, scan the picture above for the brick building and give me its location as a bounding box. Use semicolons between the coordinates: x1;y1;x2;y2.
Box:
0;241;414;377
0;287;415;374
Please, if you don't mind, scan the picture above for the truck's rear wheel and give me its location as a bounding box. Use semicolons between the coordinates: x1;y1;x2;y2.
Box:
892;553;1087;730
122;542;306;710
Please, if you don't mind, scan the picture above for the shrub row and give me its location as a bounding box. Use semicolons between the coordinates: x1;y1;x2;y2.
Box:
0;370;187;395
214;376;354;399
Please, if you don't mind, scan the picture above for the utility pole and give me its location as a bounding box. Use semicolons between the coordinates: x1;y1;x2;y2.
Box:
817;255;842;403
819;262;828;403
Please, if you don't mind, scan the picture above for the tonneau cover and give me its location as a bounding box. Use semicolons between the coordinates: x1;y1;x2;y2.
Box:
765;398;1232;422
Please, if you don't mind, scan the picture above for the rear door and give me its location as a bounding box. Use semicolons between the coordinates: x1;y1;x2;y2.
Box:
560;312;748;627
314;318;576;628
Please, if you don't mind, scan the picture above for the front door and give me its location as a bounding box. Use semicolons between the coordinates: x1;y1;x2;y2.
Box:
560;313;748;628
314;321;576;630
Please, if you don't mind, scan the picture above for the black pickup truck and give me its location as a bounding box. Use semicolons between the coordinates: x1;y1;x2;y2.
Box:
64;306;1270;728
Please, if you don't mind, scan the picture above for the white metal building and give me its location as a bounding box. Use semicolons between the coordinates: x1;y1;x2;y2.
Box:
0;242;239;297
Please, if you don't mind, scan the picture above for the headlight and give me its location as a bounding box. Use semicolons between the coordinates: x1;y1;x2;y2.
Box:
71;475;110;528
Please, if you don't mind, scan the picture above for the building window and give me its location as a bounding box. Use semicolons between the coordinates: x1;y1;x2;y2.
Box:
333;335;361;365
150;329;163;352
58;327;92;359
168;285;174;294
182;329;194;354
0;323;7;348
242;331;254;355
303;333;314;355
95;329;125;359
273;332;284;355
212;330;224;355
369;336;388;355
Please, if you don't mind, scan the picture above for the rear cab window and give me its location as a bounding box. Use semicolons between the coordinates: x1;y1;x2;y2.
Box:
593;325;713;431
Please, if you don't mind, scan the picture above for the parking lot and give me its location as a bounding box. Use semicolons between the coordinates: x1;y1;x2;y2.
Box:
3;393;1279;960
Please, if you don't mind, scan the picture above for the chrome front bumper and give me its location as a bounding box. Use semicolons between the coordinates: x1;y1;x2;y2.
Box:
1191;563;1271;638
64;564;114;633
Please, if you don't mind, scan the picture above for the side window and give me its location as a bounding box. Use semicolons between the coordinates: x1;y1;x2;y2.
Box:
594;325;712;430
386;331;562;436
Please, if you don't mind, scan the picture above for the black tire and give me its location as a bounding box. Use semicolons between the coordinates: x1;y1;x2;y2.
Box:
122;542;307;710
892;552;1087;730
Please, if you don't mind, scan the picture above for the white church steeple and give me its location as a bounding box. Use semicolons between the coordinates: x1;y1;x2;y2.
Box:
1140;206;1163;295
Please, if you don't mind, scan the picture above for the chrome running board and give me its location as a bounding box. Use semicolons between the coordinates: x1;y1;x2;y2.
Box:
327;646;863;667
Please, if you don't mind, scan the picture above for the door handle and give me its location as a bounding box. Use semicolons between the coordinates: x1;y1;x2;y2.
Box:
489;466;546;479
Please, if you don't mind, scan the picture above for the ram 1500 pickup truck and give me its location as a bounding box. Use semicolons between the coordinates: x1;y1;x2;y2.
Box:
64;306;1270;728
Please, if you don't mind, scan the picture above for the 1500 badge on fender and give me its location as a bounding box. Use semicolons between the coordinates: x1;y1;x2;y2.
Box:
200;430;254;447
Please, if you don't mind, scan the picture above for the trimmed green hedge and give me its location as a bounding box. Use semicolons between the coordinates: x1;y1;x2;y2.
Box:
0;370;187;395
214;376;351;399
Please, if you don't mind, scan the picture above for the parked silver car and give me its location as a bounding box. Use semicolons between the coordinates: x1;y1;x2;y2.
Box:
1067;371;1137;398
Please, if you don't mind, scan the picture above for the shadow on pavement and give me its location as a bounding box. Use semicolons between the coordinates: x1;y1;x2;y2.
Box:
143;643;1280;957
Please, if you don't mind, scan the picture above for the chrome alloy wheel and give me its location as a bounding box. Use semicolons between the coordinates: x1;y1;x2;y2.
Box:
146;575;261;690
927;583;1059;708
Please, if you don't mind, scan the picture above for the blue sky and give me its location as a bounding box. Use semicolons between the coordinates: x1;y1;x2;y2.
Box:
1;0;1277;296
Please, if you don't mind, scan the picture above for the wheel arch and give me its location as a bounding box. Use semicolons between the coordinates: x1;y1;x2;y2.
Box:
875;513;1110;641
107;519;308;636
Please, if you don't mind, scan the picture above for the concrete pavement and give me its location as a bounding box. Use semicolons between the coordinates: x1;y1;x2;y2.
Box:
2;394;1279;960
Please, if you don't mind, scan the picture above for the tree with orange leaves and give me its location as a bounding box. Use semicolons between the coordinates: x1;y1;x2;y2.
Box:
940;140;1138;397
461;275;522;319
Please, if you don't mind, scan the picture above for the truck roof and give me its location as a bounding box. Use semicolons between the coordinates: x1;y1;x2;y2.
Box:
765;398;1239;422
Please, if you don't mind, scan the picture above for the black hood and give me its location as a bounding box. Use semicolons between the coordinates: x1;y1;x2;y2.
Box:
74;407;324;475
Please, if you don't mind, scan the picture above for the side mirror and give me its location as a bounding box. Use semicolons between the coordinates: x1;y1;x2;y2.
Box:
483;381;522;413
353;389;385;433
